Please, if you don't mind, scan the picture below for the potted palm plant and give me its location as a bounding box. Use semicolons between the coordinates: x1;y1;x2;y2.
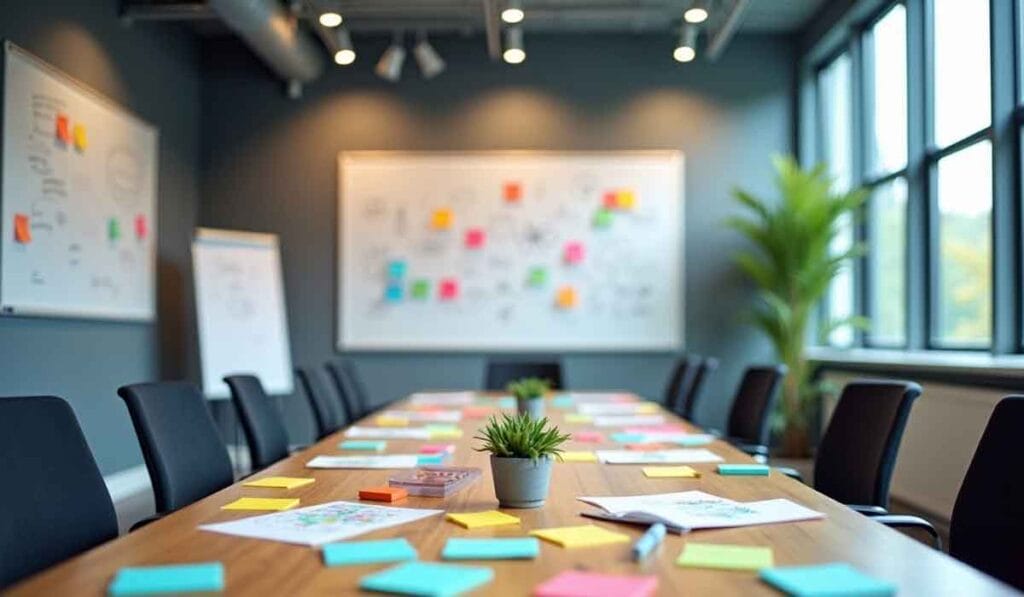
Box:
474;413;570;508
728;156;867;456
508;377;550;419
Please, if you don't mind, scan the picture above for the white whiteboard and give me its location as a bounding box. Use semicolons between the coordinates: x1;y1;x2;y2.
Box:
338;151;684;351
193;228;293;399
1;43;158;320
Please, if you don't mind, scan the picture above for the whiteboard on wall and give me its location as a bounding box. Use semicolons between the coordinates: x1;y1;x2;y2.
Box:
1;42;158;320
338;151;684;351
193;228;294;399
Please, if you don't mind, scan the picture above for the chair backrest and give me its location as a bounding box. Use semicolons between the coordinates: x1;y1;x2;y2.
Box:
485;359;564;391
725;364;787;445
326;359;366;421
223;375;290;470
813;380;922;508
118;382;234;514
296;366;347;439
0;396;118;588
680;356;718;421
950;396;1024;591
666;356;699;413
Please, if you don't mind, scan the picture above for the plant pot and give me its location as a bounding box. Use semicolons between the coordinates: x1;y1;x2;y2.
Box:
517;397;545;419
490;455;553;508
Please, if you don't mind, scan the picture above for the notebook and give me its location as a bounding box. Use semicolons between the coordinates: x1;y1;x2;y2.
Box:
388;466;482;497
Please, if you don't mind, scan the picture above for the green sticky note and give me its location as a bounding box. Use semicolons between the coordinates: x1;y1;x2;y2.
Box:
339;440;386;452
359;561;494;596
108;562;224;595
323;538;417;567
108;217;121;241
760;563;896;596
718;464;770;476
593;208;614;229
677;543;774;571
411;279;431;300
442;538;539;561
527;267;547;287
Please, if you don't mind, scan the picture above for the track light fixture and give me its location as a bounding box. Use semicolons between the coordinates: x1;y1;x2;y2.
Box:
501;0;525;24
376;32;407;82
683;0;709;24
413;34;446;79
503;27;526;64
318;11;342;28
673;23;698;63
333;27;355;65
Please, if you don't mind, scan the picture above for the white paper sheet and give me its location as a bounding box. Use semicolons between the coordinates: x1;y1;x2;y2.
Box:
595;449;723;464
200;501;443;546
409;392;476;406
566;392;636;402
345;426;432;440
593;415;666;427
380;410;463;423
306;455;420;469
577;403;658;415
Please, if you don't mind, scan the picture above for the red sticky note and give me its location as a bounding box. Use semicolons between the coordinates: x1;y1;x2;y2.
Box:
439;278;460;300
465;228;486;249
503;182;522;203
602;191;618;209
55;114;70;144
534;570;658;597
14;214;31;244
359;486;408;503
563;241;585;265
134;214;148;240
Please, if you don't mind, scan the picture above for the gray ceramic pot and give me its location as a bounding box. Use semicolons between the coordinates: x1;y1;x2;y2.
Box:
517;397;545;419
490;455;553;508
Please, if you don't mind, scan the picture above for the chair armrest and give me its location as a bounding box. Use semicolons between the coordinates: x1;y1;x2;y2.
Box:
872;514;942;550
773;467;804;483
129;514;164;532
846;504;889;516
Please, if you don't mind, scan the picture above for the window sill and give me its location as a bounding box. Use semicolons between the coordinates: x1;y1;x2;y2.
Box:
806;346;1024;383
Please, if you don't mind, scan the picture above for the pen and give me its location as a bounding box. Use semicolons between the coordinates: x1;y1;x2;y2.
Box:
631;522;666;561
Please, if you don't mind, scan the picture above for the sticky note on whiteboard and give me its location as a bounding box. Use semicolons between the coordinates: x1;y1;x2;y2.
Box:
464;228;486;249
556;286;579;309
55;114;70;144
617;189;637;210
431;209;453;230
385;284;403;302
388;260;407;279
503;182;522;203
593;208;613;229
439;278;460;301
563;242;585;265
134;215;148;240
410;279;431;300
72;124;88;152
527;267;547;287
14;214;31;244
108;218;121;241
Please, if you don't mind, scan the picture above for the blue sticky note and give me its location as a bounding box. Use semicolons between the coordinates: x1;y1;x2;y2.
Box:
760;563;896;596
359;561;494;596
674;436;713;447
108;562;224;595
417;454;446;465
551;396;575;409
340;440;386;452
718;464;771;476
611;432;648;444
388;260;407;279
323;538;417;567
497;397;515;409
385;284;404;302
441;538;539;561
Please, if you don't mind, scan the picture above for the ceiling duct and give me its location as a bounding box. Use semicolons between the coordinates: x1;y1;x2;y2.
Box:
207;0;324;84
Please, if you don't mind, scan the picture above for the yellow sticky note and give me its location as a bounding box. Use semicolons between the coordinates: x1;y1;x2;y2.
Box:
375;415;409;427
559;451;598;463
677;543;774;571
446;510;521;529
556;286;579;310
242;476;316;490
221;497;299;511
637;403;660;414
429;428;464;440
643;466;701;478
564;414;592;424
530;525;631;549
431;208;453;230
72;123;88;151
616;190;636;210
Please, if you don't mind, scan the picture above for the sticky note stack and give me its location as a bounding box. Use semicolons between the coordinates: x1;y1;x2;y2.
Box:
718;464;771;477
108;563;224;596
441;538;539;561
359;562;493;596
559;451;598;463
323;538;417;567
242;477;315;490
759;563;897;596
446;510;520;530
220;497;299;511
530;525;630;549
533;570;658;597
677;543;774;571
359;486;408;503
643;466;700;478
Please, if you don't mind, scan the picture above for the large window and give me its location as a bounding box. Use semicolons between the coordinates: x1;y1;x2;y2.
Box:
868;177;907;345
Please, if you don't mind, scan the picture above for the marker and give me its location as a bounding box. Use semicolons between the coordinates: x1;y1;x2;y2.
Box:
631;522;666;561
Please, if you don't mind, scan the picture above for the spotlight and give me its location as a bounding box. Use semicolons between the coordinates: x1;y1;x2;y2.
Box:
501;0;525;24
683;0;709;24
674;23;698;63
332;27;355;65
413;35;446;79
376;33;406;82
503;27;526;64
319;11;342;28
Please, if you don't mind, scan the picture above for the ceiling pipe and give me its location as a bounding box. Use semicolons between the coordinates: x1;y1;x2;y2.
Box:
706;0;749;62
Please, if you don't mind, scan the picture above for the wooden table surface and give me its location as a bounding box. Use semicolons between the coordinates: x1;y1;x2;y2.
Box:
9;392;1020;596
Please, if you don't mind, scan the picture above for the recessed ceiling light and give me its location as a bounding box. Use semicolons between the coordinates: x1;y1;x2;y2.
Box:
684;1;709;24
501;0;525;24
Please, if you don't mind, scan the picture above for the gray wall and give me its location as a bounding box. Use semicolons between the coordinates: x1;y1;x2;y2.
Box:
0;0;202;473
201;33;793;443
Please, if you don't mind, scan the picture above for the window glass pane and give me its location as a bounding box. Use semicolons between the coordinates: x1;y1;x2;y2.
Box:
829;216;856;346
868;178;907;345
933;0;990;147
935;140;992;346
867;4;908;176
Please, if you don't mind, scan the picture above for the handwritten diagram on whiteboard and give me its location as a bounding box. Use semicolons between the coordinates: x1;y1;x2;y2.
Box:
1;43;158;320
338;152;684;351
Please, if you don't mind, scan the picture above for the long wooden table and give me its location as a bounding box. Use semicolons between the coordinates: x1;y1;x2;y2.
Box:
9;392;1019;595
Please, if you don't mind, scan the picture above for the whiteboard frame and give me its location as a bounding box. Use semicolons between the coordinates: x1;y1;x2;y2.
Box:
337;150;685;353
0;41;159;321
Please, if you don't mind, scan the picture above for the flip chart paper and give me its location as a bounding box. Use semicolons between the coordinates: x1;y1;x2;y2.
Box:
108;563;224;596
323;538;417;567
759;563;897;596
445;510;520;529
530;525;631;549
534;570;658;597
306;455;420;469
339;440;387;452
595;449;722;464
677;543;774;571
643;466;700;478
442;537;539;560
559;451;598;463
243;476;315;490
200;500;443;546
359;562;494;597
431;209;453;230
13;213;30;244
221;497;299;511
465;228;486;249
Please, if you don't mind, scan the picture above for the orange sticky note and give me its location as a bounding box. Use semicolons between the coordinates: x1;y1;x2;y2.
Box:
503;182;522;203
72;124;88;151
556;286;579;310
359;486;408;503
55;114;70;144
134;215;148;240
431;208;453;230
14;214;31;244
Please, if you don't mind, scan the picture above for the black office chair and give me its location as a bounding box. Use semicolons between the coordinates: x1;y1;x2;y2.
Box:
720;364;786;459
326;359;369;421
680;356;718;422
876;396;1024;588
0;396;118;588
118;382;234;515
223;375;290;470
485;359;564;391
296;366;348;439
663;356;696;409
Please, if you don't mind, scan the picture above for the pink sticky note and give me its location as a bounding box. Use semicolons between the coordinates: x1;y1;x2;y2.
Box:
602;191;618;209
134;214;148;240
573;431;604;443
439;278;460;300
419;443;455;455
465;228;486;249
563;241;585;265
462;406;493;419
534;571;658;597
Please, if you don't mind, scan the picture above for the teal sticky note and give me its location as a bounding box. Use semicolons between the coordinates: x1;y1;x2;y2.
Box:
359;561;494;596
760;563;896;596
718;464;770;476
385;284;404;302
323;538;417;567
611;432;648;444
339;440;386;452
551;396;575;409
388;260;407;279
441;538;539;561
108;562;224;595
674;436;713;447
417;454;446;465
497;397;516;409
